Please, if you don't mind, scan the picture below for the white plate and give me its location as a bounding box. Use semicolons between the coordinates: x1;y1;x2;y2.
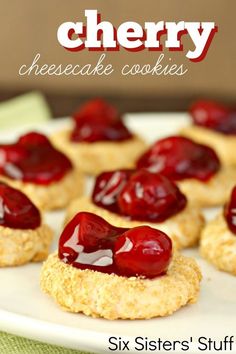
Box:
0;114;235;354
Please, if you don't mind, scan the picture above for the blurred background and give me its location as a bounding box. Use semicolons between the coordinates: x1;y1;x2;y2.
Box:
0;0;234;117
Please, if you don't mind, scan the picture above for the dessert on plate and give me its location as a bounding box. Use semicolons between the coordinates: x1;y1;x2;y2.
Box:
180;100;236;166
65;169;204;249
200;186;236;275
0;132;84;210
136;136;236;207
51;99;147;175
0;182;53;266
40;212;202;320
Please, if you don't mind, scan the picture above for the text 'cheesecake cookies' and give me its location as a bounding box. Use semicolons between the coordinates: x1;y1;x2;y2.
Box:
180;100;236;167
136;136;236;207
65;169;204;249
200;186;236;276
0;182;53;266
51;99;147;175
40;212;202;320
0;132;84;210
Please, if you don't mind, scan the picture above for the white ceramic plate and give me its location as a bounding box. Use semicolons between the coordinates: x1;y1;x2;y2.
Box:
0;115;235;354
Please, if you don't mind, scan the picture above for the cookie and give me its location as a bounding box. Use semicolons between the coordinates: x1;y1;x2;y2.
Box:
0;182;53;267
40;252;201;320
51;128;147;175
0;224;53;267
200;214;236;276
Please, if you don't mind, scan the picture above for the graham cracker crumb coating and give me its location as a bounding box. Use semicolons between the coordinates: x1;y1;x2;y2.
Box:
51;129;147;175
200;214;236;276
40;252;202;320
0;224;53;267
65;197;205;250
0;169;84;210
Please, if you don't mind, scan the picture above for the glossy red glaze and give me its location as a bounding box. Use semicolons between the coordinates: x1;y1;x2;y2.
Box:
0;182;41;229
92;169;133;213
0;132;72;185
114;226;172;278
136;136;220;181
118;170;187;222
190;100;236;134
58;212;172;278
70;99;133;142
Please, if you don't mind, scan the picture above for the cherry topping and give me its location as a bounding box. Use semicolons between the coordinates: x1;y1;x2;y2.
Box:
18;132;51;146
224;186;236;235
0;132;72;185
92;169;133;213
58;212;172;278
75;98;119;124
114;226;172;278
70;99;133;142
136;136;220;182
0;182;41;229
59;212;129;273
118;169;187;222
190;100;236;134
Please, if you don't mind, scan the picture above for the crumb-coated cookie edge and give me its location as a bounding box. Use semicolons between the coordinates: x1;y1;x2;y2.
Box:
40;252;202;320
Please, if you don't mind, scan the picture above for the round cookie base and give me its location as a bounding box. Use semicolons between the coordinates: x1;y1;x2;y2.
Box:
200;214;236;276
40;252;202;320
178;167;236;207
65;197;205;250
0;224;53;267
51;129;147;175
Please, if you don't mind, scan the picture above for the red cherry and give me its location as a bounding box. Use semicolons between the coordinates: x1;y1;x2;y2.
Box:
190;100;236;134
74;98;119;125
0;145;28;167
118;169;187;222
92;169;133;213
136;136;220;181
224;186;236;235
114;226;172;278
71;99;132;142
58;212;172;278
0;182;41;229
71;119;132;143
58;212;128;273
18;132;51;146
0;132;72;185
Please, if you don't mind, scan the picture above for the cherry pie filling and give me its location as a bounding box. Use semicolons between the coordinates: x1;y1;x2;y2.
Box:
70;99;133;143
224;186;236;235
0;182;41;229
59;212;172;278
136;136;220;182
190;100;236;135
0;132;72;185
92;169;187;222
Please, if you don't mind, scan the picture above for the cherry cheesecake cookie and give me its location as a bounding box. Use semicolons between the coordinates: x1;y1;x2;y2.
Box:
180;100;236;167
0;132;84;210
40;212;202;320
51;99;147;175
200;186;236;276
0;183;53;266
65;169;204;249
136;136;236;207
